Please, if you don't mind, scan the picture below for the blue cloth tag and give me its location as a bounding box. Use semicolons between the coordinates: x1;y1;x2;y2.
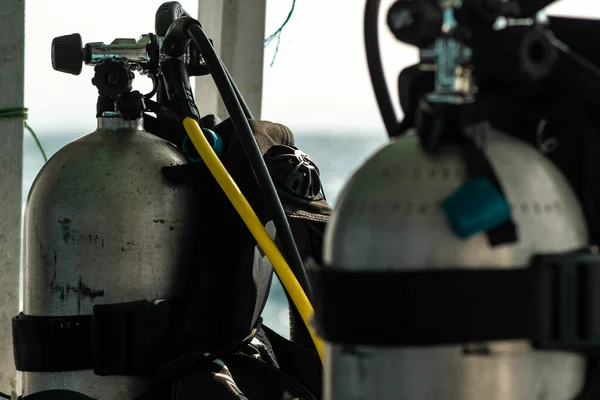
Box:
442;178;512;239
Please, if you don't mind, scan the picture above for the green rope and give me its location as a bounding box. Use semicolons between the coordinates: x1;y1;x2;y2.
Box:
264;0;296;67
0;107;48;162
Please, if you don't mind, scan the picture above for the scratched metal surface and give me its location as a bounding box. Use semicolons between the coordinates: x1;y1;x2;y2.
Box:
323;129;588;400
22;117;194;399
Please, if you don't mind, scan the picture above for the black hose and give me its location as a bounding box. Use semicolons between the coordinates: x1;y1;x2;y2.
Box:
157;3;252;119
365;0;399;137
186;23;313;300
222;61;253;119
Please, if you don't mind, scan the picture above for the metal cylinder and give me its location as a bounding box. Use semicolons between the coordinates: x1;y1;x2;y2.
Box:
323;128;588;400
22;117;194;399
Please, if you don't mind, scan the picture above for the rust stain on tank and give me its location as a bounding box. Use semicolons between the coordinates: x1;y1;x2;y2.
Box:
58;218;72;243
93;234;105;247
49;250;58;292
50;252;104;309
51;274;105;314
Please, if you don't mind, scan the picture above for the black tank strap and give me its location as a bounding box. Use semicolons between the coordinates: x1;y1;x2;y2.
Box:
13;314;93;372
462;131;519;246
312;251;600;352
13;300;177;375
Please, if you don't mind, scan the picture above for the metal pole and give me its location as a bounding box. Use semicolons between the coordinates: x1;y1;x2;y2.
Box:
0;0;24;396
194;0;267;119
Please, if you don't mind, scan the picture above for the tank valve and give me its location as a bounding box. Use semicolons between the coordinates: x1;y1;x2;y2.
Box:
51;33;209;77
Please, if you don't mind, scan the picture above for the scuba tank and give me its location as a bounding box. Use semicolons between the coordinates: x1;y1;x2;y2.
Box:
13;3;329;399
20;116;193;398
321;128;588;400
17;33;200;399
315;1;600;399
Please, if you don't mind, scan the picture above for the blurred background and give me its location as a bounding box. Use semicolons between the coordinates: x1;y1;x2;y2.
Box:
21;0;600;336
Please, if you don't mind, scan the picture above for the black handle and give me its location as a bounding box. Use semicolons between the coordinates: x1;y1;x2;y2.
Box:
387;0;442;49
162;58;201;121
163;16;201;58
51;33;84;75
155;1;190;36
158;1;202;58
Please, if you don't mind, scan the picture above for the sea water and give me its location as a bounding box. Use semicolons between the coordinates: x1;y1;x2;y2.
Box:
22;129;387;337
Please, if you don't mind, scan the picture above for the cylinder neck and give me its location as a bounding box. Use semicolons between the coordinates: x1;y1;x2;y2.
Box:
97;116;144;132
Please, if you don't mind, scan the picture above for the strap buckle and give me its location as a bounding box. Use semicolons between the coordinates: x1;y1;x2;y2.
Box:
92;300;175;376
533;251;600;353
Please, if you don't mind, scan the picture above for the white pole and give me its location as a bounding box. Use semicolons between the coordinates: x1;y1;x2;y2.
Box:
195;0;267;119
0;0;24;396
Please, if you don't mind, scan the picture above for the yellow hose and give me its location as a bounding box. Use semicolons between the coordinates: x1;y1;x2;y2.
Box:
182;117;325;363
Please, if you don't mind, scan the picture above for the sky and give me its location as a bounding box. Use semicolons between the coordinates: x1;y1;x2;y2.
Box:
23;0;600;138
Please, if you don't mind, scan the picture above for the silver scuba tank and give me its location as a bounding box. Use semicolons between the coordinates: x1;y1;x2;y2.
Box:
21;115;194;399
322;127;588;400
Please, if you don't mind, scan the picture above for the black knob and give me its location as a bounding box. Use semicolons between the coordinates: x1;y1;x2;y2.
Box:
91;60;134;98
51;34;84;75
116;91;146;120
520;29;557;81
387;0;443;48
